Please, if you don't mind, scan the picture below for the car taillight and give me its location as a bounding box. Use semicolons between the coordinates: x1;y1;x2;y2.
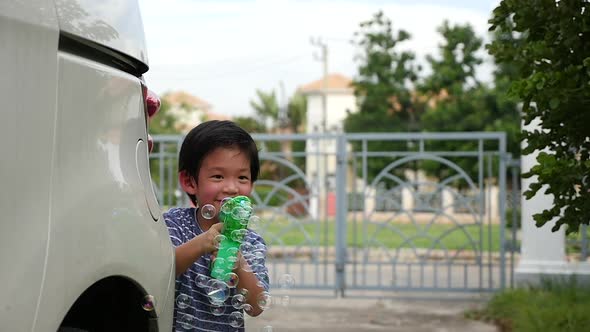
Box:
140;78;160;153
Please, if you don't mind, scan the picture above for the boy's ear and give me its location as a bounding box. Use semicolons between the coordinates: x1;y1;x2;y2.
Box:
179;170;197;195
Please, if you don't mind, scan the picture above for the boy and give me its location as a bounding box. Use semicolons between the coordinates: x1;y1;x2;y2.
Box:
164;120;269;331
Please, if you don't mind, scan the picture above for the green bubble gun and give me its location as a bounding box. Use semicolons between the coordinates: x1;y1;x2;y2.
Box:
211;195;252;282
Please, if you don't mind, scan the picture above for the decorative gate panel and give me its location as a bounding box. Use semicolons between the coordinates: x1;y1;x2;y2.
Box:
151;132;508;297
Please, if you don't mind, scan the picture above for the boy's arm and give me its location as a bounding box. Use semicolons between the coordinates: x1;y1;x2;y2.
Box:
174;223;223;277
234;233;270;317
234;256;267;317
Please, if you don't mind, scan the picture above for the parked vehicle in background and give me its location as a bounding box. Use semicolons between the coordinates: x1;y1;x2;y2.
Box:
0;1;174;331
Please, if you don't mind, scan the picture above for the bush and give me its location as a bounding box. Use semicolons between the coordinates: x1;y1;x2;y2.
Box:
467;277;590;331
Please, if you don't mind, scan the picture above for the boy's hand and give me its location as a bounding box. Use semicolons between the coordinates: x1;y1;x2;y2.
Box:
199;222;223;255
233;252;251;272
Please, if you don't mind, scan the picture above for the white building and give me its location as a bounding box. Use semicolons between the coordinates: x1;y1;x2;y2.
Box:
298;73;358;217
163;91;231;134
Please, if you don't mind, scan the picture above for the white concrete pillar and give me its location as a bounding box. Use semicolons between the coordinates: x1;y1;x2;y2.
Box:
402;186;414;211
488;186;500;222
364;186;376;215
441;187;454;216
515;118;590;284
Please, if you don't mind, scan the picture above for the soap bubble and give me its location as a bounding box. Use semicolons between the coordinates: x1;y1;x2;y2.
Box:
242;303;253;313
221;197;232;213
240;241;254;254
213;234;226;249
210;303;226;316
226;248;239;265
231;293;246;309
239;288;249;298
141;295;156;311
231;229;248;242
247;215;261;228
229;311;244;328
211;256;226;276
240;254;254;272
281;295;291;307
239;199;252;209
278;274;295;289
207;279;230;305
195;273;209;288
225;272;239;288
176;294;191;309
178;313;197;329
201;204;216;219
232;206;251;221
257;291;272;310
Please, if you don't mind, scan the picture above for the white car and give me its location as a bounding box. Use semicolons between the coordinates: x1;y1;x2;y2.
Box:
0;1;175;331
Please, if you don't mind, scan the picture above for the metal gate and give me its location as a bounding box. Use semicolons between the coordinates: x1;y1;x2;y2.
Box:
150;132;509;298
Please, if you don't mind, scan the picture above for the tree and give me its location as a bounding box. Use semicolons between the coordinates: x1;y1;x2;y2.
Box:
248;89;308;185
418;21;485;181
286;93;307;133
418;22;521;184
285;93;308;176
147;97;180;135
488;0;590;233
345;10;421;183
249;89;280;129
232;116;266;133
420;21;483;96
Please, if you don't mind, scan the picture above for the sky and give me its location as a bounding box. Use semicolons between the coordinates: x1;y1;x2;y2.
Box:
139;0;500;117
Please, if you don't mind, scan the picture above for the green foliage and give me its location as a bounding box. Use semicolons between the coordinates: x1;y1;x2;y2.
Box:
488;0;590;233
419;21;520;181
233;116;266;133
349;11;419;123
468;278;590;332
148;97;181;135
420;20;482;95
286;93;307;133
249;89;307;133
347;13;521;185
291;138;307;176
249;89;279;128
346;10;421;182
252;186;285;207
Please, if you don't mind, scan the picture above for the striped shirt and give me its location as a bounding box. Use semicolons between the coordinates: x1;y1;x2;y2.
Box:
164;207;270;332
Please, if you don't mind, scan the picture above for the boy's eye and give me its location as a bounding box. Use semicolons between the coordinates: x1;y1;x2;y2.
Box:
239;176;250;182
211;175;223;180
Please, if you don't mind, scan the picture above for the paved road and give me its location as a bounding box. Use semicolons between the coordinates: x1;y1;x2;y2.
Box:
245;295;498;332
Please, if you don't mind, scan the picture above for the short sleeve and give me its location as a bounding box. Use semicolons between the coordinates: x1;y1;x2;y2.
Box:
163;210;184;247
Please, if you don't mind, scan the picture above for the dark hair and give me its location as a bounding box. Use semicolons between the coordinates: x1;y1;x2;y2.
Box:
178;120;260;205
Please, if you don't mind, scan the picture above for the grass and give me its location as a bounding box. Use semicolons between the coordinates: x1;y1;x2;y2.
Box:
465;278;590;332
260;219;502;251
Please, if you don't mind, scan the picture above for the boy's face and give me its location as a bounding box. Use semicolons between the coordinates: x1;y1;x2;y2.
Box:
194;146;253;221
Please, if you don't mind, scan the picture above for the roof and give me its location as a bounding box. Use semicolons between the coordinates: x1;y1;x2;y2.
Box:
163;91;212;110
297;73;353;94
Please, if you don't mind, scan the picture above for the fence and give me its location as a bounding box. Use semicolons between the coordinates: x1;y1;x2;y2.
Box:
151;132;522;297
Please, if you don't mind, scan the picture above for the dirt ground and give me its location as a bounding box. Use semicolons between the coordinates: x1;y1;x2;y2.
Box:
245;296;498;332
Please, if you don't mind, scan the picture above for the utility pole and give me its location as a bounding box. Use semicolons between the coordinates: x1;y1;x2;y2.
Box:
310;37;328;134
310;37;330;229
